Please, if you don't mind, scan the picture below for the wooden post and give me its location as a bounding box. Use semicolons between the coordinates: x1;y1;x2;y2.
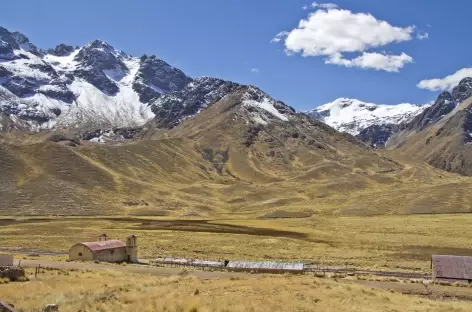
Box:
18;260;21;268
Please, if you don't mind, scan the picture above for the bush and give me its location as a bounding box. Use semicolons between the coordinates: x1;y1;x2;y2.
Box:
0;278;9;284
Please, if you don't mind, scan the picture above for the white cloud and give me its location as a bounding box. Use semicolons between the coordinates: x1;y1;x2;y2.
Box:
417;32;429;40
312;2;339;10
273;8;417;72
327;52;413;72
270;31;289;43
302;5;309;10
250;68;260;73
284;9;414;56
417;68;472;91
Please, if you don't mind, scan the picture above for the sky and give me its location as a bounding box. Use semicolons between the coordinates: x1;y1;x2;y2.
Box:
1;0;471;111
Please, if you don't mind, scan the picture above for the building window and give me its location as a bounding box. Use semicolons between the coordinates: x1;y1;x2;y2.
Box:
78;252;82;256
110;249;115;255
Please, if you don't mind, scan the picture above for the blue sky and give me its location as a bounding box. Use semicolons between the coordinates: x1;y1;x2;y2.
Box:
1;0;470;110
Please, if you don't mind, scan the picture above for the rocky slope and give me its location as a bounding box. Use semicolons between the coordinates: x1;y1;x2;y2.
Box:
0;81;405;215
308;98;431;146
387;78;472;176
0;26;190;131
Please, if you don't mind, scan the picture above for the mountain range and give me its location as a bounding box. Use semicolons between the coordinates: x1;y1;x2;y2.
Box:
308;98;431;136
2;26;472;217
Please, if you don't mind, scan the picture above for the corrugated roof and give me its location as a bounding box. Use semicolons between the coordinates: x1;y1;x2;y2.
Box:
153;257;189;264
192;260;225;267
432;255;472;280
81;240;126;252
227;261;304;271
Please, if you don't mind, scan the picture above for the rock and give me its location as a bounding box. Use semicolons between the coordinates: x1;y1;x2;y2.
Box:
452;77;472;104
46;134;69;142
133;55;191;103
43;304;59;312
356;124;400;147
406;92;456;132
150;77;240;128
47;44;75;56
72;40;129;95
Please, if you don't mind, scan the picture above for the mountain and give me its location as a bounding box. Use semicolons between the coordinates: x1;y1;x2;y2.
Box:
0;26;190;131
308;98;431;146
0;26;411;216
150;77;241;129
387;78;472;176
5;26;472;217
0;80;406;216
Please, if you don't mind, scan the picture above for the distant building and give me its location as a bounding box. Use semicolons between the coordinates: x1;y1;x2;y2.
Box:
69;234;138;263
432;255;472;282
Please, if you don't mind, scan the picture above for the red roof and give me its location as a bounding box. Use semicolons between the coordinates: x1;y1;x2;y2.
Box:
81;240;126;252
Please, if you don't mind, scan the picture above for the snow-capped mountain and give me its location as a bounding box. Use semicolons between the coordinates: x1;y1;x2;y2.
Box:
0;26;190;131
308;98;431;136
0;26;293;134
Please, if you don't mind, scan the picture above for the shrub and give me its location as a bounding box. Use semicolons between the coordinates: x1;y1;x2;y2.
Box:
0;278;9;284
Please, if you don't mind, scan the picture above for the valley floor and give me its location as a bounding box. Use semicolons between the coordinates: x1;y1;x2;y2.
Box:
2;214;472;272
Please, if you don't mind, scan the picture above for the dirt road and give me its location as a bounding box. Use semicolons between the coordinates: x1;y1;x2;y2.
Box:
14;259;251;279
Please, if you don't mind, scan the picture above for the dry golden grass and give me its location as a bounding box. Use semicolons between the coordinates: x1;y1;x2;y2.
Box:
2;268;472;312
3;96;472;217
2;214;472;272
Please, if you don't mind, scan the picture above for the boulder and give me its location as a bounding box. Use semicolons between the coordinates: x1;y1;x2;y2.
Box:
43;304;59;312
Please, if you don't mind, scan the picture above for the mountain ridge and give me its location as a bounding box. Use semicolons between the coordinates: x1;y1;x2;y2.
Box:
0;26;192;131
307;98;432;146
3;26;472;217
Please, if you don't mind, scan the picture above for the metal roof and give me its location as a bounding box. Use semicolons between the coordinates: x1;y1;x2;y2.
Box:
80;240;126;252
227;261;304;271
432;255;472;280
153;257;189;264
192;260;225;267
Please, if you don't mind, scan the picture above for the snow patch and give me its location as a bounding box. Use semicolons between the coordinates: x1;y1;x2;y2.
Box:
43;49;80;71
252;115;268;125
243;98;289;122
103;68;127;82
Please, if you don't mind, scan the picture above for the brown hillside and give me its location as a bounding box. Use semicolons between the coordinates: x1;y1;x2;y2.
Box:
388;93;472;176
2;88;472;216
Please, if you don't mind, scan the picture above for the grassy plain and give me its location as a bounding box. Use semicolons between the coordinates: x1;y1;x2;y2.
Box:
2;267;472;312
2;214;472;272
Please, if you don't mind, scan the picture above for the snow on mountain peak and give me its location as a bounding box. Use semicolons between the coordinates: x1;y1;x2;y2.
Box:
0;26;194;131
308;98;432;135
241;86;295;125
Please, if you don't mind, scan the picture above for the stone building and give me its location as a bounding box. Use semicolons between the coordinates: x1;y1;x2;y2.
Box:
69;234;138;263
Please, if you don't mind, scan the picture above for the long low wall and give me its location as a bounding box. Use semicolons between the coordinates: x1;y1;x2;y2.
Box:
0;255;13;266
